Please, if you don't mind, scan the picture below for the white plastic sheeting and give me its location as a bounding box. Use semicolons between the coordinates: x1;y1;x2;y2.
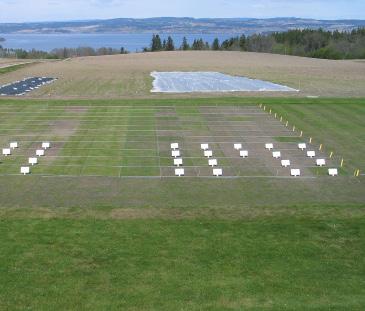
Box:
151;71;298;93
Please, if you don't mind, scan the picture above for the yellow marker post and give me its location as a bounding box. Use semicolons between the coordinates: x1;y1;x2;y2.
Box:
357;170;360;177
340;158;344;167
280;116;283;122
269;109;272;115
263;106;266;111
309;137;312;143
286;121;289;127
330;151;333;158
293;126;296;132
274;113;277;118
319;144;323;151
300;131;303;137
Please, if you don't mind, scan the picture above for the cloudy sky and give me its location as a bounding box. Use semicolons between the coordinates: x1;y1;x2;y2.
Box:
0;0;364;23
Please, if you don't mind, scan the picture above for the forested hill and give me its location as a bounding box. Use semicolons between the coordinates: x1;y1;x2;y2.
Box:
1;17;365;34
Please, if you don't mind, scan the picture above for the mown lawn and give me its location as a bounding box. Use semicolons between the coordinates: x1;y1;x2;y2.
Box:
0;97;364;310
0;215;364;310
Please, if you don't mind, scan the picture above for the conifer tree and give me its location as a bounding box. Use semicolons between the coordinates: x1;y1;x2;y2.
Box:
212;38;220;50
165;36;175;51
181;36;190;50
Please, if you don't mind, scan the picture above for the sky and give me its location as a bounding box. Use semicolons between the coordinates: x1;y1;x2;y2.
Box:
0;0;364;23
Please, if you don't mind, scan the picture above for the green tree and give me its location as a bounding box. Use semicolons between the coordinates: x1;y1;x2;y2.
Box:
192;38;205;50
239;35;247;51
212;38;220;50
181;37;190;50
151;34;162;52
165;36;175;51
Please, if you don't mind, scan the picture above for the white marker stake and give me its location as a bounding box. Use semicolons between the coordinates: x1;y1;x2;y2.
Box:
307;151;316;158
272;151;281;159
36;149;45;157
175;168;185;177
201;143;209;151
240;150;248;158
234;143;242;150
171;150;180;158
174;158;183;167
265;143;274;150
209;159;218;167
20;166;30;175
29;157;38;166
291;169;301;177
316;159;326;167
213;168;223;177
170;143;179;150
42;142;51;149
328;168;338;177
298;143;307;150
204;150;213;158
10;142;18;149
281;160;291;167
2;148;11;156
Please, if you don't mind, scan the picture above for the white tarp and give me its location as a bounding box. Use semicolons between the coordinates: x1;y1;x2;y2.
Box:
151;71;298;93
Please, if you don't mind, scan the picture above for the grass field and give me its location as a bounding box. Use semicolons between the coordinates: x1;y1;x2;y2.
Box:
1;52;365;98
0;96;364;310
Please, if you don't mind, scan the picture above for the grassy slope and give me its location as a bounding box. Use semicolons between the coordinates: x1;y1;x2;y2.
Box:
266;101;365;173
0;62;36;75
0;217;364;310
0;97;364;310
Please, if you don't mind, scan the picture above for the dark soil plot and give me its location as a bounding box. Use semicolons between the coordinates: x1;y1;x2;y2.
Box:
0;77;56;96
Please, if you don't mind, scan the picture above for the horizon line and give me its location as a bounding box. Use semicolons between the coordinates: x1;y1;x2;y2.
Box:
2;16;365;24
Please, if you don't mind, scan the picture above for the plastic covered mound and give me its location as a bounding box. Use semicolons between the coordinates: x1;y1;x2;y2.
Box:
151;71;298;93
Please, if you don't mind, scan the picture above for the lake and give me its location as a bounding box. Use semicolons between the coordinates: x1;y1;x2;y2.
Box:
0;33;238;52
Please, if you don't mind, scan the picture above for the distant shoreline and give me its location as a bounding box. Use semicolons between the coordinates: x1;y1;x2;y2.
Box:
1;17;364;35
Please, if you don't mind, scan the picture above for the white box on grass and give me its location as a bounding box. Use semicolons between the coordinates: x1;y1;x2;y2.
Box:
170;143;179;150
42;142;51;149
171;150;180;158
307;151;316;158
234;143;242;150
298;143;307;150
209;159;218;167
272;151;281;159
213;168;223;177
204;150;213;158
328;168;338;177
291;169;301;177
36;149;45;157
265;143;274;150
174;158;183;167
316;159;326;167
201;143;209;150
20;166;30;175
29;157;38;166
240;150;248;158
281;160;291;167
175;168;185;177
2;148;11;156
10;142;18;149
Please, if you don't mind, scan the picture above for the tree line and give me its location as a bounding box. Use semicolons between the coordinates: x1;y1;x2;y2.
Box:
145;28;365;59
0;45;129;59
0;28;364;60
